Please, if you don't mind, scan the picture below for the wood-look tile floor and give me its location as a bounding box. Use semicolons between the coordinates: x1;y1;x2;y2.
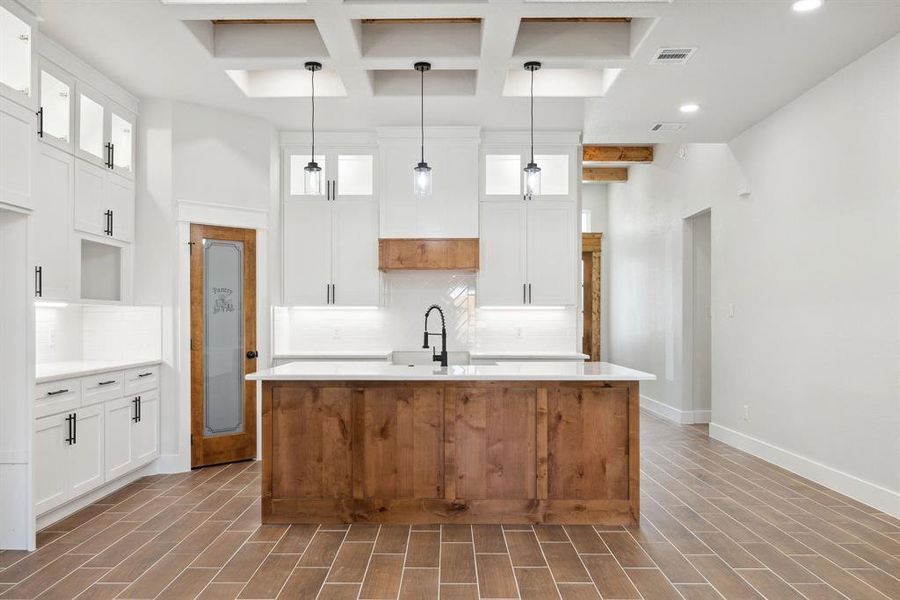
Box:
2;414;899;599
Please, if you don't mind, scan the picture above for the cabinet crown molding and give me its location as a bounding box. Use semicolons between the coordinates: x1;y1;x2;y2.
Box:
481;130;582;147
280;130;377;147
376;125;481;141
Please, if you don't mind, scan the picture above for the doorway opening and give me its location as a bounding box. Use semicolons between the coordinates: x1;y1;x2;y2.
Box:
189;224;258;468
684;210;711;423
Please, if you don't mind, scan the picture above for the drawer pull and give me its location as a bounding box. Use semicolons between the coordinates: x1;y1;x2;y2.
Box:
137;372;153;378
46;389;69;396
98;380;117;386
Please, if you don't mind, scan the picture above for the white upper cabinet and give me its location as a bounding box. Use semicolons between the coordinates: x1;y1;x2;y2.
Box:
74;158;134;242
33;144;75;300
484;154;522;198
0;95;34;210
75;82;136;178
37;59;73;151
0;4;32;104
532;154;570;197
335;154;374;199
288;153;327;198
283;198;332;305
482;152;571;200
526;201;576;305
331;200;379;306
478;201;527;306
378;128;479;238
75;83;106;166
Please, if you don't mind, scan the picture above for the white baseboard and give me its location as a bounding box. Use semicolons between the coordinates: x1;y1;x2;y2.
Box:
37;462;158;531
640;395;710;425
709;422;900;519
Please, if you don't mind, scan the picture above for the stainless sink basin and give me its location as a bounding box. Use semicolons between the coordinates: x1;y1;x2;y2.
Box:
391;350;472;366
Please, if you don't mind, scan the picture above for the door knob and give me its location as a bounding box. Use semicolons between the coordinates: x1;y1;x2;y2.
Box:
246;350;258;359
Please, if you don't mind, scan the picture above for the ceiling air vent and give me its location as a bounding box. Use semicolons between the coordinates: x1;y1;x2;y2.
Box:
650;122;687;132
650;47;697;65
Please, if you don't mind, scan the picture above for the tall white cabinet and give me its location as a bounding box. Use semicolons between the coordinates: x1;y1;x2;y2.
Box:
282;134;381;306
478;133;580;307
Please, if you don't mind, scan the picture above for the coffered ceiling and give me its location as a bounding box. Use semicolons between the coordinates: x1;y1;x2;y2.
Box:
36;1;900;142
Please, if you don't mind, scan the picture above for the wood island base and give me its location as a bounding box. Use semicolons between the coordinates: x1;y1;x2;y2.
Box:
261;380;639;525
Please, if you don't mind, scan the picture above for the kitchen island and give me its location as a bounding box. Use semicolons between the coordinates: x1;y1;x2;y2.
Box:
247;361;655;525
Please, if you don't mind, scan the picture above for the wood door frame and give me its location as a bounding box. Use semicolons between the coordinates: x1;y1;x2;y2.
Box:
582;233;602;361
190;223;257;468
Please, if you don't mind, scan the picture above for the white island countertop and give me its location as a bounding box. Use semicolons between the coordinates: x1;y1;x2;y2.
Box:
247;361;655;382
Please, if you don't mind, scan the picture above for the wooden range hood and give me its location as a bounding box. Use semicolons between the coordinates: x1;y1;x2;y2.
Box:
378;238;479;271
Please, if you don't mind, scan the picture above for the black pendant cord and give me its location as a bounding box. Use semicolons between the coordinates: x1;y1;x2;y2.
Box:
530;66;535;164
310;67;316;160
420;66;425;164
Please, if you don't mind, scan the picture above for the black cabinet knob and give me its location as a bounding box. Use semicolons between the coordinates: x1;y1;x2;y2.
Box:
246;350;258;359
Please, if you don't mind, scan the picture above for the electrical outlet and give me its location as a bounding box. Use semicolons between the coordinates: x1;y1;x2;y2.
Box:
332;327;342;339
515;327;523;340
743;405;750;421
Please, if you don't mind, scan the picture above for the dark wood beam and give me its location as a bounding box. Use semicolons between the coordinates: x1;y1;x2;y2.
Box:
583;167;628;182
583;145;654;163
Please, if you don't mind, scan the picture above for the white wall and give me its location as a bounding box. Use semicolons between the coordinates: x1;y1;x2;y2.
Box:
606;35;900;515
135;100;277;471
582;183;610;360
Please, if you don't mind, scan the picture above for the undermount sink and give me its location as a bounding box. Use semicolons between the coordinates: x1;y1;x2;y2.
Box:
391;350;472;366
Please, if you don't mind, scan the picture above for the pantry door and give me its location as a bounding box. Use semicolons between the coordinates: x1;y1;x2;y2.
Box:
190;224;257;468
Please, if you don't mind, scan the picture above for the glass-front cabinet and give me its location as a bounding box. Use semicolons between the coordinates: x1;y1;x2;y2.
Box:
286;149;375;201
482;152;571;200
38;60;74;151
0;4;32;102
74;82;136;178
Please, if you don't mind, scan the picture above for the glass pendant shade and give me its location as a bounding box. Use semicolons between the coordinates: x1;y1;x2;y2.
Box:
304;161;322;195
414;161;432;196
524;162;541;197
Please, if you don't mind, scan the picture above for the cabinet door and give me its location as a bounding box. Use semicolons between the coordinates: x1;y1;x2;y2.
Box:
33;413;69;515
104;396;135;481
104;172;134;242
69;405;105;497
108;104;134;179
37;59;74;152
0;96;33;210
478;201;527;306
526;201;576;306
334;153;375;201
33;144;74;300
283;199;332;305
378;143;417;237
332;201;379;306
286;153;328;199
0;5;32;102
75;83;107;167
133;390;159;466
74;158;106;236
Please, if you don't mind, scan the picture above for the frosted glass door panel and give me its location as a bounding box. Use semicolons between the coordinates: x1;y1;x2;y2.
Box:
203;239;245;437
78;93;105;160
40;70;70;142
0;7;31;96
288;154;326;196
110;112;132;172
485;154;521;196
530;154;569;195
336;154;373;197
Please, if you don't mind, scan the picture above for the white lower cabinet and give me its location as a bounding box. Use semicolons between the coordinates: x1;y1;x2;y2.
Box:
33;404;104;514
105;389;159;480
34;366;161;516
478;200;577;306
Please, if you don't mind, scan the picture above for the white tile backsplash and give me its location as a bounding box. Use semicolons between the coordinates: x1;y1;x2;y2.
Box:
273;272;578;355
35;304;162;365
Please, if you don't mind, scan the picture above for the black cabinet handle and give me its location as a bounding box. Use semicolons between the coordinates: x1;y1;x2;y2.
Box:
36;107;43;138
104;142;111;168
110;143;115;168
73;412;77;444
65;413;74;445
109;210;114;237
138;396;141;422
137;372;153;378
528;283;532;304
523;283;527;304
132;397;138;422
98;380;117;386
35;266;42;298
246;350;258;359
104;210;112;236
331;284;335;304
46;389;69;396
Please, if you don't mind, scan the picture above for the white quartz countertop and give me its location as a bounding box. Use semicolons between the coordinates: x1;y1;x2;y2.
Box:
273;351;392;360
247;361;655;382
469;351;590;360
36;359;162;384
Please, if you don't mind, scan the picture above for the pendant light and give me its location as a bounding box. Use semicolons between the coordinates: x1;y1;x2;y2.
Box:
304;61;323;195
413;61;433;197
523;61;541;198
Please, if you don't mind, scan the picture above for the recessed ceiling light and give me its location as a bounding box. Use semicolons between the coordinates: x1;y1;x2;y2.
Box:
792;0;823;12
679;103;700;113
